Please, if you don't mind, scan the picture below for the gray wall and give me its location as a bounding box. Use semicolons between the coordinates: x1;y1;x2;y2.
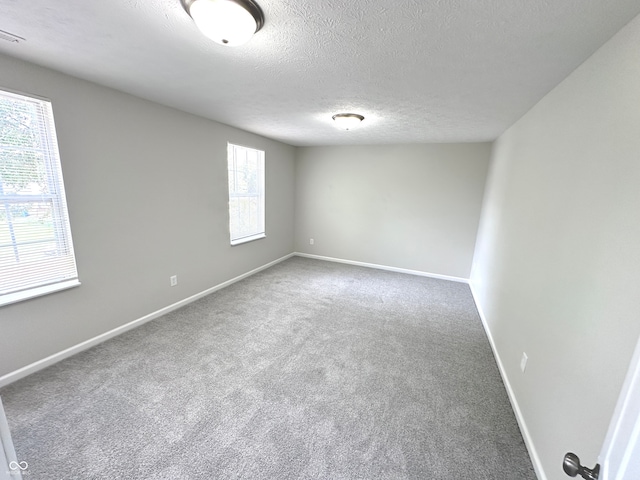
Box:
295;144;491;279
0;54;296;378
470;14;640;480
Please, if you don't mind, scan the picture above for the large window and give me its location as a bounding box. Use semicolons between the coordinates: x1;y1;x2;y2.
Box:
227;143;265;245
0;89;79;306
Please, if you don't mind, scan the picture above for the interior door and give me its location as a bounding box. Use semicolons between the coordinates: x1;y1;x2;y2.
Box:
564;334;640;479
0;396;22;480
597;332;640;479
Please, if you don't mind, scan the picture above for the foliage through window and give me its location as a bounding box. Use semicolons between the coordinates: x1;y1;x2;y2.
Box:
0;88;79;306
227;143;265;245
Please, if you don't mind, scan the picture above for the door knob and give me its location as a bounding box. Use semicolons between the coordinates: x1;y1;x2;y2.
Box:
563;452;600;480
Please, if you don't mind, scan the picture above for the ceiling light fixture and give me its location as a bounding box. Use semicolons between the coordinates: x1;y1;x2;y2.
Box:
332;113;365;130
182;0;265;46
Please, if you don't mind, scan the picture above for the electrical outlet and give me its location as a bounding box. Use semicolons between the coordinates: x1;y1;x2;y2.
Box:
309;238;314;245
170;275;178;287
520;352;528;373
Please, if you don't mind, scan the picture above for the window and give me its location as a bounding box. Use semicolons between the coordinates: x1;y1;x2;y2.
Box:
0;89;79;306
227;143;265;245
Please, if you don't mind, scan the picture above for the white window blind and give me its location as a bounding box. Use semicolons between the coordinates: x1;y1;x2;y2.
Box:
227;143;265;245
0;89;79;306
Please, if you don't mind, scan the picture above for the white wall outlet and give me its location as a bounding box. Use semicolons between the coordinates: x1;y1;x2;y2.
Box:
309;238;314;245
520;352;528;373
170;275;178;287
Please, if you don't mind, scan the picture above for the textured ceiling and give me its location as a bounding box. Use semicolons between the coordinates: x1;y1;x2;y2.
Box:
0;0;639;146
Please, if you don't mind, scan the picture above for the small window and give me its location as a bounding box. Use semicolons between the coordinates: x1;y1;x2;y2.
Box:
0;89;79;307
227;143;265;245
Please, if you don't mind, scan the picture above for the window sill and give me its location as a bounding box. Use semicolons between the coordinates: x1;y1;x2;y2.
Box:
231;233;266;246
0;279;81;308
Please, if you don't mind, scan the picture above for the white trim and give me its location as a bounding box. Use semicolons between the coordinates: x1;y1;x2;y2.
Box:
0;279;81;308
294;252;469;283
0;253;294;388
469;282;546;480
230;232;266;246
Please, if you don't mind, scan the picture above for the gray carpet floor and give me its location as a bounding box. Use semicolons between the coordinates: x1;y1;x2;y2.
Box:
0;257;536;479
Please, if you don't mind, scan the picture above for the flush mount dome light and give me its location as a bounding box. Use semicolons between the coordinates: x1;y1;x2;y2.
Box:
332;113;365;130
182;0;265;46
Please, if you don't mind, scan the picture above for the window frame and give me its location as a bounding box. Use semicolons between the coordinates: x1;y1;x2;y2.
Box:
0;87;80;307
226;143;266;246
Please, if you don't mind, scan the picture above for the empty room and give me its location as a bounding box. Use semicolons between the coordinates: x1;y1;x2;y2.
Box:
1;1;640;479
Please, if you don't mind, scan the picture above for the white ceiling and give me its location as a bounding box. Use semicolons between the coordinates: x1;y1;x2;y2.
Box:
0;0;639;146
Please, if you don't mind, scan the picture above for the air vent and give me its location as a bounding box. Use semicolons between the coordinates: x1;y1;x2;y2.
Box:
0;29;25;43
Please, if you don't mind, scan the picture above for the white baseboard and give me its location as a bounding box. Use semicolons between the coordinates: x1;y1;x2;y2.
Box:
468;282;546;480
294;252;469;284
0;253;295;389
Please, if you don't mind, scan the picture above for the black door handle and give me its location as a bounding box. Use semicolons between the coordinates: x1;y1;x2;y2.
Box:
563;452;600;480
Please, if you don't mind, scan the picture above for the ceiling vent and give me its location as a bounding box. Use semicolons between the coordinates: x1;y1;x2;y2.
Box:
0;29;25;43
